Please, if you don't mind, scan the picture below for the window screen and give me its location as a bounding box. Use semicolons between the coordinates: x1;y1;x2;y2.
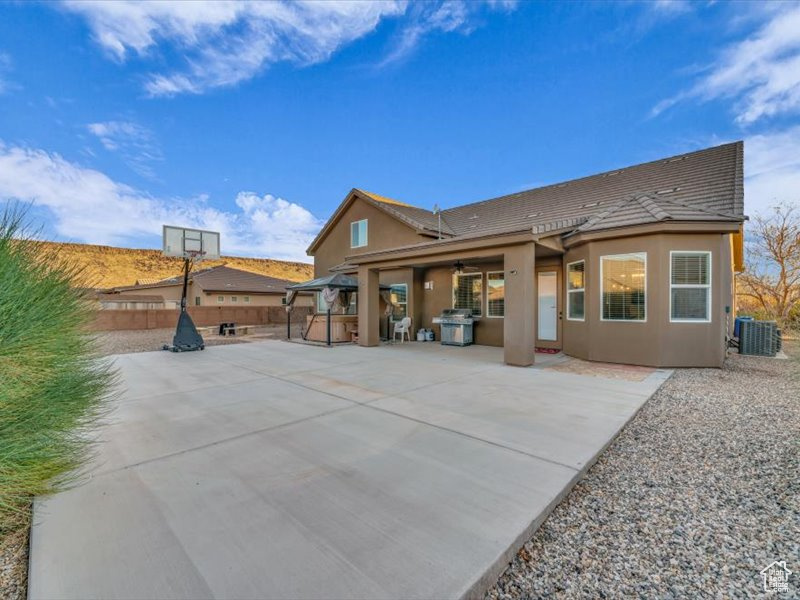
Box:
567;261;585;320
601;253;646;321
453;273;482;316
671;252;710;321
350;219;368;248
487;272;504;317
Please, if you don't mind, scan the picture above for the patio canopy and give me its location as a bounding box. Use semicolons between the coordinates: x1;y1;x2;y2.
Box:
285;273;390;292
285;273;394;345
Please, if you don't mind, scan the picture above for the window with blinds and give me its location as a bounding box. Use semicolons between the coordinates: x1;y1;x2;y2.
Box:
487;271;504;317
453;273;482;316
601;253;646;321
567;260;585;320
671;252;711;322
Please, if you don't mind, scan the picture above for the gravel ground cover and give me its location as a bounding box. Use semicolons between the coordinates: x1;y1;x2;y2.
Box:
92;324;297;356
488;342;799;599
0;510;29;600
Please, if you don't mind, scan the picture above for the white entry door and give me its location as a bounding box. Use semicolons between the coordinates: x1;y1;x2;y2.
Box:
537;271;557;341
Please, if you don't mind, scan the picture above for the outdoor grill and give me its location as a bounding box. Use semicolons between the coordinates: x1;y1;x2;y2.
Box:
432;308;476;346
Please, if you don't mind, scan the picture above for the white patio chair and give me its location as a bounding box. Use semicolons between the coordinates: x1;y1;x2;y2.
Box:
393;317;412;343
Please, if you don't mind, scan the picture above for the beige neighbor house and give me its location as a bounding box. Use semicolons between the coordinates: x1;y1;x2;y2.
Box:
107;265;314;308
307;142;746;368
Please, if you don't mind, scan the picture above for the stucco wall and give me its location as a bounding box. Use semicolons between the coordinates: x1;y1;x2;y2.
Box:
120;283;185;303
199;292;313;307
562;232;732;368
312;197;427;276
417;262;506;346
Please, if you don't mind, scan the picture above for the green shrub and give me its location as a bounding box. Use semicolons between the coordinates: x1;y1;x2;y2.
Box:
0;208;115;531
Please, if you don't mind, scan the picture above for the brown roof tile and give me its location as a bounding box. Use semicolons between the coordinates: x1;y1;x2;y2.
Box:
439;142;744;237
192;266;297;294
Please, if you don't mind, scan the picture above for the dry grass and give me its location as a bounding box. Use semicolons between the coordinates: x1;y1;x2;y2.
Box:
35;241;314;289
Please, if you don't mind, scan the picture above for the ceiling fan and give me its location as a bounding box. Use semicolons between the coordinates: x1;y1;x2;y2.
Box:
452;260;480;274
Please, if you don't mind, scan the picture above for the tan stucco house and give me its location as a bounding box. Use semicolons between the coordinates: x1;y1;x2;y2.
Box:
108;265;314;308
307;142;746;368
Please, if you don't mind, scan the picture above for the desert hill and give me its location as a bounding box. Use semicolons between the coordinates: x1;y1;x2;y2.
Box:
38;242;314;289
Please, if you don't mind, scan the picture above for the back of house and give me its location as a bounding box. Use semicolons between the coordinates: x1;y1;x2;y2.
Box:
306;141;745;368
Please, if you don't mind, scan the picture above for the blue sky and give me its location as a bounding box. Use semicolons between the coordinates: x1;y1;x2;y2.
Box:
1;1;799;262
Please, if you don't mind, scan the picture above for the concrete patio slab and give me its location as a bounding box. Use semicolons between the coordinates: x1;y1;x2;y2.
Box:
29;340;669;600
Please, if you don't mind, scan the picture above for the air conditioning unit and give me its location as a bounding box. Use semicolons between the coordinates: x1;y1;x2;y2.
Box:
739;320;779;357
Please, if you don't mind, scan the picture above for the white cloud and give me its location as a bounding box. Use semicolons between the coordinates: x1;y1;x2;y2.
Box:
380;2;473;66
62;1;512;96
0;53;16;94
0;141;321;261
744;126;800;216
63;1;406;96
87;120;163;178
653;5;800;124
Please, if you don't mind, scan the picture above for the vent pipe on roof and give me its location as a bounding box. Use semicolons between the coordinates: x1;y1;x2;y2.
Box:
433;203;442;240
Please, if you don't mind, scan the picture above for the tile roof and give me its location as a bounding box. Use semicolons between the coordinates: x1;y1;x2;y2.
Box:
191;266;298;294
354;142;744;243
355;189;456;236
438;141;744;238
115;266;299;294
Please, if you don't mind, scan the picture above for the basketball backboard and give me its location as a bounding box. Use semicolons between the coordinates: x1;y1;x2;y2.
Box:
162;225;220;260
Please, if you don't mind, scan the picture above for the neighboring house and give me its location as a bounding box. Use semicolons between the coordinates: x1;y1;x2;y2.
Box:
108;265;314;308
96;293;170;310
307;142;746;368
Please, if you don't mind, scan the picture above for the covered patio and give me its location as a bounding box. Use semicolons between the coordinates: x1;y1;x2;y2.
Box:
352;235;566;366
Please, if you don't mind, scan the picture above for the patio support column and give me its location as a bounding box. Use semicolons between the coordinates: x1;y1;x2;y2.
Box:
358;265;380;347
503;242;536;366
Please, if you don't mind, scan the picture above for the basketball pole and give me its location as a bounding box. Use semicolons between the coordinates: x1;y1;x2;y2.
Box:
180;257;190;312
164;251;205;352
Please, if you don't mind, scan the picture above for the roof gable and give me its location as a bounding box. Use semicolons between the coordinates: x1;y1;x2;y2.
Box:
306;188;451;254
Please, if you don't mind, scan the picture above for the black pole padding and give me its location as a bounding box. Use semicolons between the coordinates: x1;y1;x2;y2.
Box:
327;308;332;346
287;310;291;340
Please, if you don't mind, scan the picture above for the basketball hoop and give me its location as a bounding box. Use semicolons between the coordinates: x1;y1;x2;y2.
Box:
185;249;207;266
161;225;221;353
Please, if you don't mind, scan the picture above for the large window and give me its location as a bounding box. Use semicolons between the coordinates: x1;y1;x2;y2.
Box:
670;252;711;322
601;253;646;321
350;219;368;248
453;273;482;316
389;284;408;320
566;260;585;321
487;271;504;317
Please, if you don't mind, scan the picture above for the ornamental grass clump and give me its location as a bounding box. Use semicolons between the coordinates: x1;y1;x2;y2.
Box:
0;208;115;532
